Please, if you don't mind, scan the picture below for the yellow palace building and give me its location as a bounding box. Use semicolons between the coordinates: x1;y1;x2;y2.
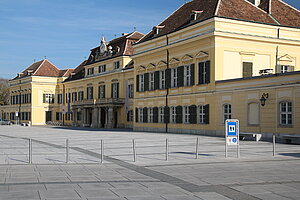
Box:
1;0;300;140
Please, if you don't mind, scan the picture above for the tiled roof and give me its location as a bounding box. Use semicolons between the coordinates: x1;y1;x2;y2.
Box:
86;32;144;65
139;0;300;43
13;59;73;80
64;60;87;82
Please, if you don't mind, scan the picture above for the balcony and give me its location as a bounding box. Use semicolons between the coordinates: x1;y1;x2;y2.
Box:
72;98;125;107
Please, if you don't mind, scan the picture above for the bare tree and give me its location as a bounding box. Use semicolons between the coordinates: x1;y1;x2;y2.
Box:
0;78;9;105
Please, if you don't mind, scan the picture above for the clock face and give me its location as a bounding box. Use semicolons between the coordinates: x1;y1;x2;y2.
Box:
100;44;106;54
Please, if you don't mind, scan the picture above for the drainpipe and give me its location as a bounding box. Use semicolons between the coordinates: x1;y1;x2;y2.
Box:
166;35;169;133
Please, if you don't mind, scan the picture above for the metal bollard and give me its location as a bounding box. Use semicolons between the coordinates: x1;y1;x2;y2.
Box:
101;140;104;163
133;139;136;162
66;139;69;163
28;138;32;164
166;138;169;161
273;134;276;157
225;137;228;158
195;137;199;159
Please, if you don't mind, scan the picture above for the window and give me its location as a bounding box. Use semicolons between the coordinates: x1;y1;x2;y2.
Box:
127;110;133;122
87;87;93;100
65;113;72;121
159;107;164;123
171;68;178;88
112;83;119;98
149;72;154;90
87;68;94;75
78;91;84;101
148;108;153;123
139;74;144;92
279;65;294;73
43;94;54;104
72;92;77;102
243;62;253;78
138;108;143;123
56;112;62;121
99;65;106;73
248;103;259;125
198;104;209;124
279;102;292;125
65;92;70;103
171;106;176;123
198;105;205;124
184;65;191;86
183;106;190;124
159;70;165;89
128;84;134;98
99;85;105;99
57;94;62;104
198;61;210;84
76;111;81;121
223;104;232;123
114;61;120;69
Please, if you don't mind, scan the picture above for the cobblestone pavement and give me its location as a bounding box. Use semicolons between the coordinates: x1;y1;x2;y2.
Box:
0;125;299;200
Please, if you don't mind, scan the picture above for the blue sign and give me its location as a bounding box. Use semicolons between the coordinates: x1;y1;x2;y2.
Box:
232;138;237;143
227;122;237;136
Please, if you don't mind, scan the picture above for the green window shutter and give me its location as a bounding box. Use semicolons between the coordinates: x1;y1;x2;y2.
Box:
135;108;139;123
164;106;170;123
205;61;210;84
144;73;149;91
153;107;158;123
176;105;183;124
154;71;160;90
189;105;197;124
177;66;184;87
198;62;204;84
143;107;148;123
204;104;210;124
243;62;253;78
136;75;139;92
165;69;171;89
191;64;195;85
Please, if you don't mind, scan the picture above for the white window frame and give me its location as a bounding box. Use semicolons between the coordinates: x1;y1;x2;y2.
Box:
183;106;190;124
148;107;153;123
198;105;205;124
138;108;143;123
171;68;178;88
159;107;164;123
139;74;144;92
87;68;94;75
280;65;293;73
128;84;134;98
43;94;54;104
171;106;176;123
114;61;120;69
184;65;191;86
149;72;155;90
87;87;93;100
112;83;118;99
159;70;165;89
223;103;232;123
99;65;106;73
279;101;292;125
99;85;105;99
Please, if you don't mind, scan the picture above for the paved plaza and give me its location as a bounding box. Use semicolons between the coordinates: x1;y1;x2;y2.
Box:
0;126;299;200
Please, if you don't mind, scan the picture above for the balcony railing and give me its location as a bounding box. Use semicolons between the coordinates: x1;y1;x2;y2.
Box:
72;98;125;106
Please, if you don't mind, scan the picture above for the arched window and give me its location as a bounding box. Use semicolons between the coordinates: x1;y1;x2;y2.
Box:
279;101;292;125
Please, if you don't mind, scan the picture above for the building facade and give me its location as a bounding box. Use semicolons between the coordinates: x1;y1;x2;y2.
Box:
1;0;300;139
132;0;300;138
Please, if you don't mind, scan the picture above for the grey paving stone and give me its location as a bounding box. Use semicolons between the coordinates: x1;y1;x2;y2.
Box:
39;189;81;199
8;184;46;192
253;192;292;200
109;188;152;198
194;192;232;200
76;188;119;198
45;183;81;190
78;182;112;189
0;190;40;200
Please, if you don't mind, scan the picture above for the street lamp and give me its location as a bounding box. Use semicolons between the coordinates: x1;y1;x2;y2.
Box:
260;93;269;106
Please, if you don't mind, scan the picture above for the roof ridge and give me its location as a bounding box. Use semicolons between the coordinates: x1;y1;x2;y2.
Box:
32;59;46;76
215;0;222;15
278;0;300;13
137;1;189;43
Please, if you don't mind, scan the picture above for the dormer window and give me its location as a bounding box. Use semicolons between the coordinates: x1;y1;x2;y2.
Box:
17;73;24;78
27;70;33;76
191;10;203;21
153;25;165;36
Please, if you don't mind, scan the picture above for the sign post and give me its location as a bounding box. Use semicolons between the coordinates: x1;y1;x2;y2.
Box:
225;119;240;158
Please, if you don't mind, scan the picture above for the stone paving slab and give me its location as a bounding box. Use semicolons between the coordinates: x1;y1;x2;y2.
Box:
0;126;299;200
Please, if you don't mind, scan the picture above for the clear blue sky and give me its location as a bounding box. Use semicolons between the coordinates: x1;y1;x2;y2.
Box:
0;0;299;79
